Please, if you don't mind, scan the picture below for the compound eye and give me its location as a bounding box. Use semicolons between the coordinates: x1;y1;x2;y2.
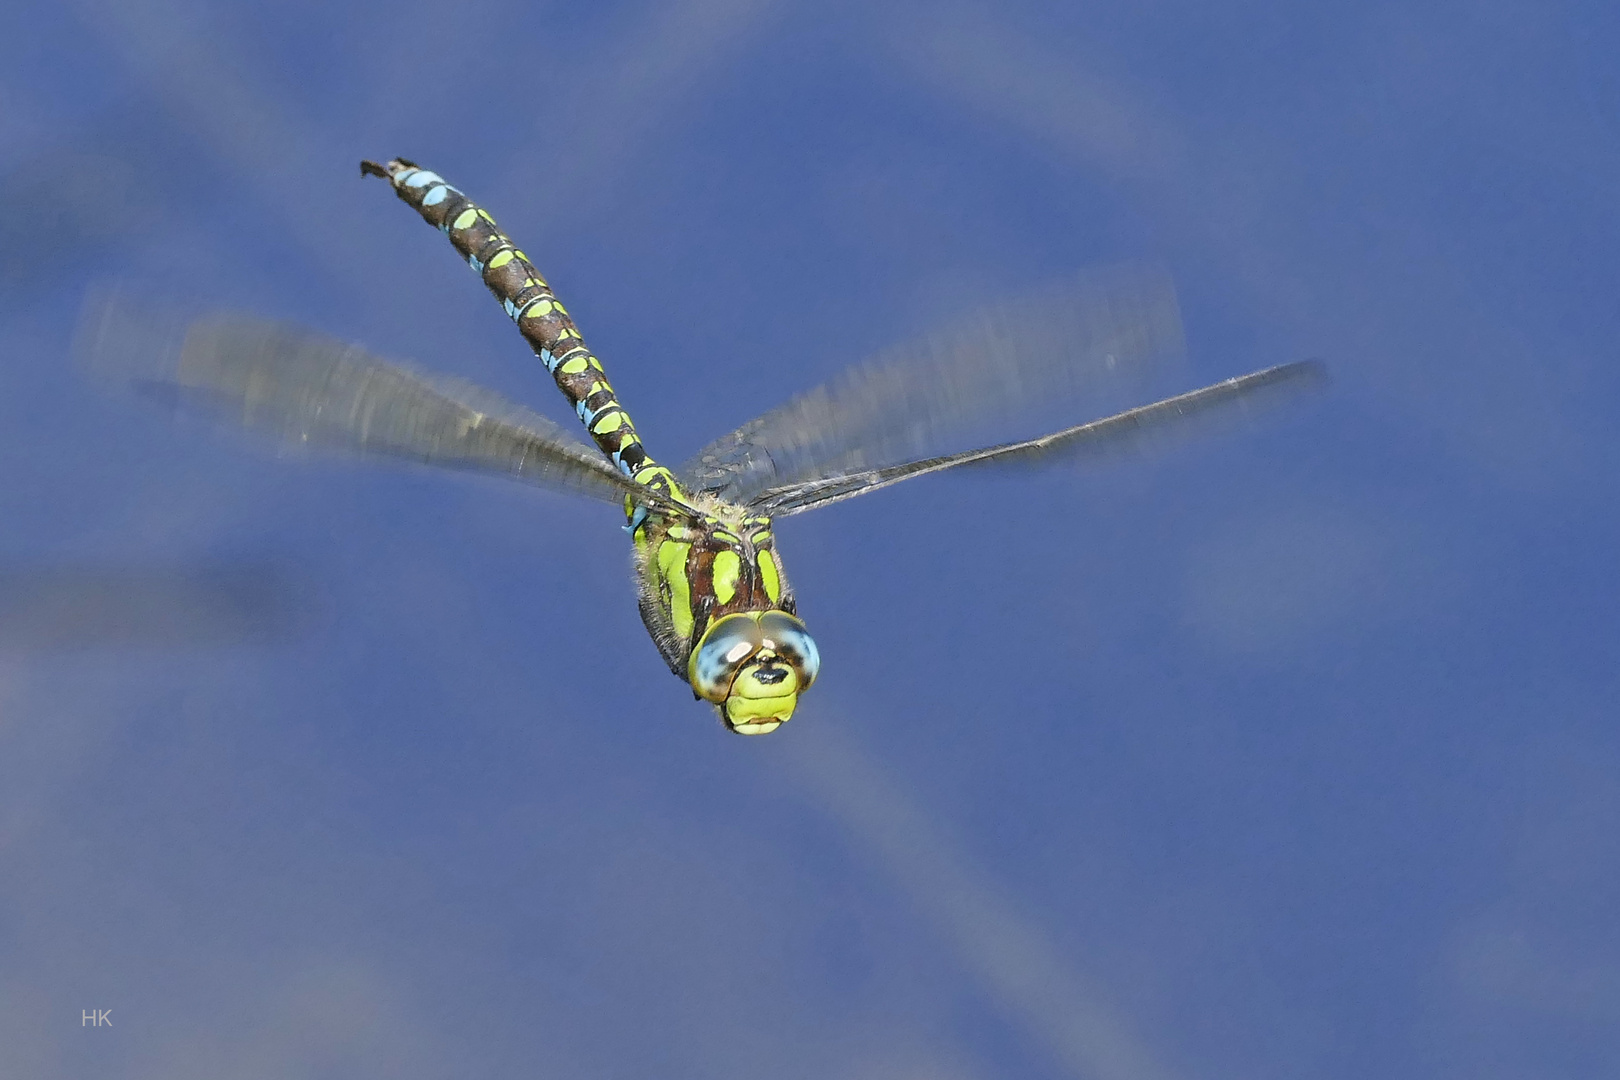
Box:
690;614;765;703
758;612;820;690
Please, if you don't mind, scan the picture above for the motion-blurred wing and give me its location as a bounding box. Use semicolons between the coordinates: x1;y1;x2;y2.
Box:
79;291;686;515
679;263;1185;504
748;361;1327;517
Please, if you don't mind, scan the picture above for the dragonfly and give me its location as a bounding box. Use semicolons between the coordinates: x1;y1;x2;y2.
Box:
82;158;1324;735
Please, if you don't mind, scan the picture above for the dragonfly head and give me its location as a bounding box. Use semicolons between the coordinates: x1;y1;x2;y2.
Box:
689;611;820;735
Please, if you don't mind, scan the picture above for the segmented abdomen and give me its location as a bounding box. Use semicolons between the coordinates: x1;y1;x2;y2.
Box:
362;158;682;506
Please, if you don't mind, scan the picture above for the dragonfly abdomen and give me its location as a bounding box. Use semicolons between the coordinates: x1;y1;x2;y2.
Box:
361;158;683;505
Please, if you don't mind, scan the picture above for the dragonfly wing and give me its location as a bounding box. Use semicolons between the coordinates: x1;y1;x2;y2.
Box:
748;361;1328;517
79;290;686;514
678;262;1185;503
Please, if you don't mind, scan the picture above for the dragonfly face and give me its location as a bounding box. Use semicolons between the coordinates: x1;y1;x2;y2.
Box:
690;611;820;734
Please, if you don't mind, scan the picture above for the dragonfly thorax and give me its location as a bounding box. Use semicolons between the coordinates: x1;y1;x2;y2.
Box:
631;497;813;733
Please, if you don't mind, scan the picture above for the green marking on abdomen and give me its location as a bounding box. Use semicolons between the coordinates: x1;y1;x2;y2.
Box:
372;157;690;512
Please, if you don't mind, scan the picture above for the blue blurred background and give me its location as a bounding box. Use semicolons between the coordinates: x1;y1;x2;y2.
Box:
3;2;1618;1077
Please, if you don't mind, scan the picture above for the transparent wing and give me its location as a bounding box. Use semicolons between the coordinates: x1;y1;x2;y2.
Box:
78;289;687;515
679;263;1186;503
748;361;1328;517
